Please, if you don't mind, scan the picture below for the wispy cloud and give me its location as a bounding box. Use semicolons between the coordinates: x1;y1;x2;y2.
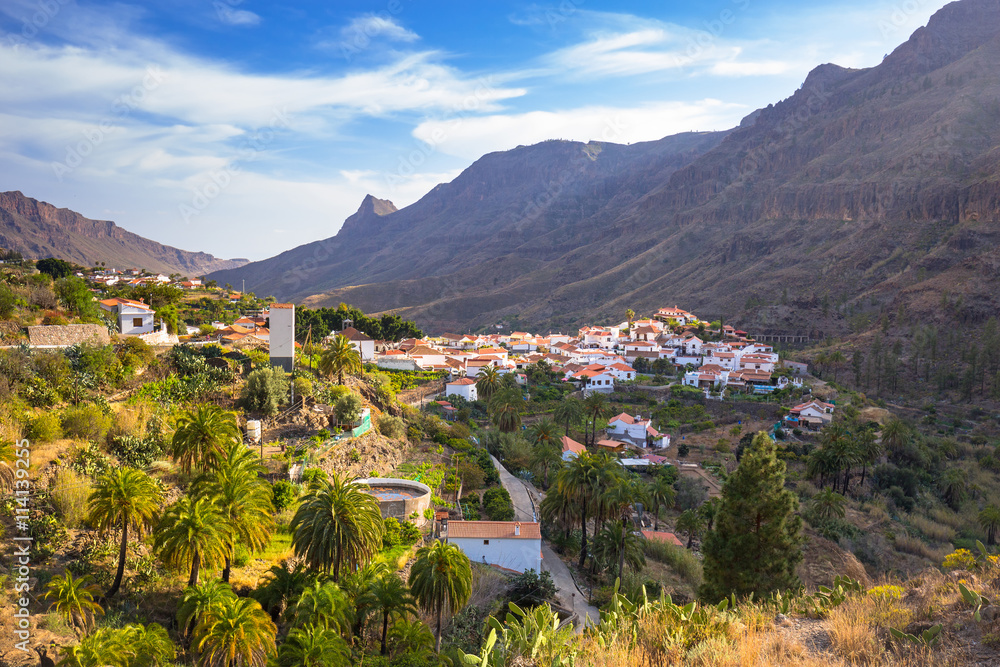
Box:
215;6;261;28
412;99;747;160
318;14;420;56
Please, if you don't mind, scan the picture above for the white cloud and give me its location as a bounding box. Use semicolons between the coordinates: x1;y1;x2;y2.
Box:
709;60;794;76
319;14;420;57
341;167;464;206
412;100;747;160
215;6;261;27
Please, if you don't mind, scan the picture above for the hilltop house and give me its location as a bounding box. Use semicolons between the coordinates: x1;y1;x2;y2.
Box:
446;521;542;573
445;377;478;402
99;298;155;336
607;413;670;449
788;399;835;428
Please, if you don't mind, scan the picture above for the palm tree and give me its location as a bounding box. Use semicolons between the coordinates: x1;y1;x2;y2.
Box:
252;560;310;622
591;523;645;577
648;475;676;531
87;468;163;599
539;483;577;542
408;541;472;653
488;386;523;433
583;393;610;446
675;509;705;549
809;488;847;522
43;572;103;636
827;350;847;382
169;404;241;474
855;426;881;487
602;477;649;582
387;619;435;660
339;562;385;641
155;496;230;588
58;624;174;667
475;365;502;402
277;625;350;667
192;596;276;667
979;505;1000;545
371;573;419;655
529;419;563;488
196;441;275;583
318;335;361;385
552;397;584;436
699;497;721;532
290;473;385;581
880;418;910;462
626;308;635;330
556;451;601;568
940;468;969;510
178;580;236;640
291;581;353;635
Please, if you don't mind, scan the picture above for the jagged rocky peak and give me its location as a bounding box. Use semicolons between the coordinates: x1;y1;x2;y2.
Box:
358;194;398;217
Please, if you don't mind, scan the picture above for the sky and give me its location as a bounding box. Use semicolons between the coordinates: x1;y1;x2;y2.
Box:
0;0;951;261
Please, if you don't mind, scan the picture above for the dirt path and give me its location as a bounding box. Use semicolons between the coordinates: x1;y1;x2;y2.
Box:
490;456;601;632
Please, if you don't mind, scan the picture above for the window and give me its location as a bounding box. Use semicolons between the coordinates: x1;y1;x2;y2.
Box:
483;540;489;545
133;317;143;327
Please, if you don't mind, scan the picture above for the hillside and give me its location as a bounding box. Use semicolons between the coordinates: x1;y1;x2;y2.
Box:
0;191;248;276
210;0;1000;333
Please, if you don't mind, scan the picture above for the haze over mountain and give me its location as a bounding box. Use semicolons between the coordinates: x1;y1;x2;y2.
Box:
0;192;248;276
204;0;999;333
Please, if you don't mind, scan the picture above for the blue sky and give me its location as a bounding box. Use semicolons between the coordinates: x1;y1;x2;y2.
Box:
0;0;949;261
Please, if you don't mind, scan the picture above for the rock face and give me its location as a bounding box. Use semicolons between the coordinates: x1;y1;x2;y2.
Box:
212;0;1000;331
0;191;247;275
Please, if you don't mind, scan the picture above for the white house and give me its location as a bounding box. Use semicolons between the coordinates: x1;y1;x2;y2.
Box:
606;413;670;449
572;366;616;393
329;327;375;362
738;353;777;374
408;345;448;370
788;400;835;427
98;298;155;336
446;521;542;573
561;436;586;461
605;362;637;382
445;377;478;402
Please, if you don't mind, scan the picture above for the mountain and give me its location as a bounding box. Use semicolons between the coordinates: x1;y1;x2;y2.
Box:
0;191;248;276
212;0;1000;333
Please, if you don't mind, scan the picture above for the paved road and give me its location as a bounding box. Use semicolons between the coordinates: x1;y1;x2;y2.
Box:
490;455;601;632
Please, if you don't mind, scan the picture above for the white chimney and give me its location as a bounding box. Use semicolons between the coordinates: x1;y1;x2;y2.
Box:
514;522;520;536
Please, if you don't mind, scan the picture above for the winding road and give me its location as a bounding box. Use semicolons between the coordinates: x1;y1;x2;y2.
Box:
490;455;601;632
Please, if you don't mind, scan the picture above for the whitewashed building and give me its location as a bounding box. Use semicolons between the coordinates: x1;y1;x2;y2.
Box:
445;377;478;402
446;521;542;573
98;298;155;336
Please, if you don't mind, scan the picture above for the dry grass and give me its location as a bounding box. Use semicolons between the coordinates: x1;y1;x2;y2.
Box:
828;601;882;664
927;508;966;531
893;534;950;563
49;468;92;528
907;514;957;543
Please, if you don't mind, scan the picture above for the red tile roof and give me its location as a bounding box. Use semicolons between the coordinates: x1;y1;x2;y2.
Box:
561;436;585;455
448;521;541;540
447;378;477;386
642;530;683;547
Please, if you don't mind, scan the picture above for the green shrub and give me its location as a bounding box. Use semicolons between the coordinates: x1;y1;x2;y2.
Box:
483;487;514;521
642;537;703;588
377;414;407;440
300;468;327;487
107;435;162;469
335;392;363;425
30;412;63;442
61;404;111;442
382;517;421;549
271;481;299;512
240;366;289;416
456;460;485;490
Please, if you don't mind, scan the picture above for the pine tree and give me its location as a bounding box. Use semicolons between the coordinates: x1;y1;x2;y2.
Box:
699;432;804;602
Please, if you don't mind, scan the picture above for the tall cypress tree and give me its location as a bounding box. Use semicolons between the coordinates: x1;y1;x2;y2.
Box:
699;431;804;602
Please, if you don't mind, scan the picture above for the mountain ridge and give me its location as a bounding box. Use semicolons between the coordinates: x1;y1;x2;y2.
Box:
0;191;248;276
207;0;1000;331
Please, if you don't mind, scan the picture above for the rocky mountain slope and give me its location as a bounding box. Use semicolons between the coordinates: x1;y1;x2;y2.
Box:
212;0;1000;333
0;191;247;276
